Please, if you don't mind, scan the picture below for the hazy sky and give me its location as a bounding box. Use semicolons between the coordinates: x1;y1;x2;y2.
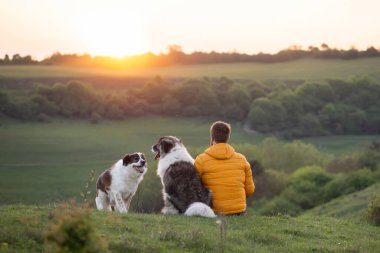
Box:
1;0;379;59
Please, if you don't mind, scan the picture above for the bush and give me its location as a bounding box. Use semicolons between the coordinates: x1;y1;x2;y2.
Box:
89;112;102;124
326;154;361;173
323;169;376;201
45;201;108;253
345;169;376;191
246;138;327;172
257;166;333;215
36;113;51;122
368;195;380;226
359;150;380;171
250;169;287;200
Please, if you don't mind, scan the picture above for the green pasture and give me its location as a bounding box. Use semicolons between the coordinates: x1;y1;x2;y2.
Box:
1;58;380;80
0;117;379;207
0;117;264;207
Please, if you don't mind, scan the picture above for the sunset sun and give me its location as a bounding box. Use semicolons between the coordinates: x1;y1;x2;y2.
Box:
77;8;148;57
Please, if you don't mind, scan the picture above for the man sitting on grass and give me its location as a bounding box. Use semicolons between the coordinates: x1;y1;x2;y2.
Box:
195;121;255;215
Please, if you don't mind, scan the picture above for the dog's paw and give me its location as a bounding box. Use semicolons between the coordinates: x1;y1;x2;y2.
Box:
162;206;179;215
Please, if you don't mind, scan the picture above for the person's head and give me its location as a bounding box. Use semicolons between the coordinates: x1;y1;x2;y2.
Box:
210;121;231;145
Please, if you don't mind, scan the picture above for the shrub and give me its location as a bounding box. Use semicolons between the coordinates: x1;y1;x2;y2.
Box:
259;166;333;215
359;150;380;171
89;112;102;124
323;174;348;200
288;166;333;187
344;169;376;192
45;201;108;253
36;113;51;122
327;154;361;173
253;138;327;172
250;169;287;200
367;195;380;226
323;169;376;201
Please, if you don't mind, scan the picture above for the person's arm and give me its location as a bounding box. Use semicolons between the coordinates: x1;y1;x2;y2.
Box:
244;161;255;197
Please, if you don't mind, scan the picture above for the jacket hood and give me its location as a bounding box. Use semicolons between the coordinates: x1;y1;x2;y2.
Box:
205;143;235;160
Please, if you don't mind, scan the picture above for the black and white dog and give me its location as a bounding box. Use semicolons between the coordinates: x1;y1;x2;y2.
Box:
95;152;147;213
152;136;216;218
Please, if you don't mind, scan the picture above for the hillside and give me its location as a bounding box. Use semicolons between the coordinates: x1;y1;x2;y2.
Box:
303;183;380;220
1;58;380;80
0;205;379;253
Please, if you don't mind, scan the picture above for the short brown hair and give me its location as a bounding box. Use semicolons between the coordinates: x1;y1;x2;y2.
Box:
210;121;231;143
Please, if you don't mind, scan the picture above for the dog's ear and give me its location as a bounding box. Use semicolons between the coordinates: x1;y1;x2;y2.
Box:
122;154;132;166
161;139;174;154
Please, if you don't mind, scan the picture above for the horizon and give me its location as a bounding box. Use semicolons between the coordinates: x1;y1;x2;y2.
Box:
2;43;380;61
1;0;380;60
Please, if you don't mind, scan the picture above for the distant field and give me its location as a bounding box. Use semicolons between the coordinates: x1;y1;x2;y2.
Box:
1;58;380;80
1;117;379;207
301;135;380;156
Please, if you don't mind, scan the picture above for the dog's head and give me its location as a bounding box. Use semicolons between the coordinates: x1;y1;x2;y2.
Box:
152;136;183;160
122;152;147;174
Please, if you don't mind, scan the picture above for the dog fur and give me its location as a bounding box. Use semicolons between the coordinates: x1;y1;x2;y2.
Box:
152;136;216;218
95;152;147;213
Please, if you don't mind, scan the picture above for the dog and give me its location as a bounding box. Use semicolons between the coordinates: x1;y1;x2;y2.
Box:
95;152;147;213
152;136;216;218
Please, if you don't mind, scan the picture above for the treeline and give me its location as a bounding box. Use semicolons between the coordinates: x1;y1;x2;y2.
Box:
0;54;38;65
248;76;380;137
1;76;380;137
1;44;380;68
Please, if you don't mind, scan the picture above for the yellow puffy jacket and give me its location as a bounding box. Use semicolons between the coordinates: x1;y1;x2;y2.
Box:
195;143;255;214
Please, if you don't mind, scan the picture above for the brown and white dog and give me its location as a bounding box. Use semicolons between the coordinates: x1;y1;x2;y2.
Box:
152;136;216;218
95;152;147;213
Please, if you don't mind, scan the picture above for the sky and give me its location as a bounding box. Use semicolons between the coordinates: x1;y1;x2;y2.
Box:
1;0;379;59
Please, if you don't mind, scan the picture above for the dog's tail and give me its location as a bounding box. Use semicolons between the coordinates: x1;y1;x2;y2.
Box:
184;202;217;218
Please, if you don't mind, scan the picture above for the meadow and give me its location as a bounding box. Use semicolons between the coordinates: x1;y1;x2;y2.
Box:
1;58;380;80
0;117;379;208
0;117;264;207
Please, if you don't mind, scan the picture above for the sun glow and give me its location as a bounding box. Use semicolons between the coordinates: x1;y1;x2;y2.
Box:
77;8;149;57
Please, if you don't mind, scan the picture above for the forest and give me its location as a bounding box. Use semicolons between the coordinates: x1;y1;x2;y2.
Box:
1;75;379;138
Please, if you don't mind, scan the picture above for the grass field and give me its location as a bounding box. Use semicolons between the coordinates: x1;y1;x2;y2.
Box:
1;58;380;80
1;117;379;208
0;117;265;208
0;204;379;253
301;135;380;156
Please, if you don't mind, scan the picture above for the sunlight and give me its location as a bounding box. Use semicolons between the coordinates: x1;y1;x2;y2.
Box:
77;7;148;57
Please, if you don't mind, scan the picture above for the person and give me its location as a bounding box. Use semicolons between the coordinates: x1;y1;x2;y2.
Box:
194;121;255;215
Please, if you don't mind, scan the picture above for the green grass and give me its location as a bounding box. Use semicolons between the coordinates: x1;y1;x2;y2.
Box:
1;58;380;80
0;117;265;207
0;117;378;207
301;135;380;156
303;183;380;221
0;204;379;253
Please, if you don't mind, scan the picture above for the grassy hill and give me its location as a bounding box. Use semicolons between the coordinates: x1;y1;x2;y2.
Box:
0;204;379;253
1;58;380;80
303;183;380;220
0;117;379;207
